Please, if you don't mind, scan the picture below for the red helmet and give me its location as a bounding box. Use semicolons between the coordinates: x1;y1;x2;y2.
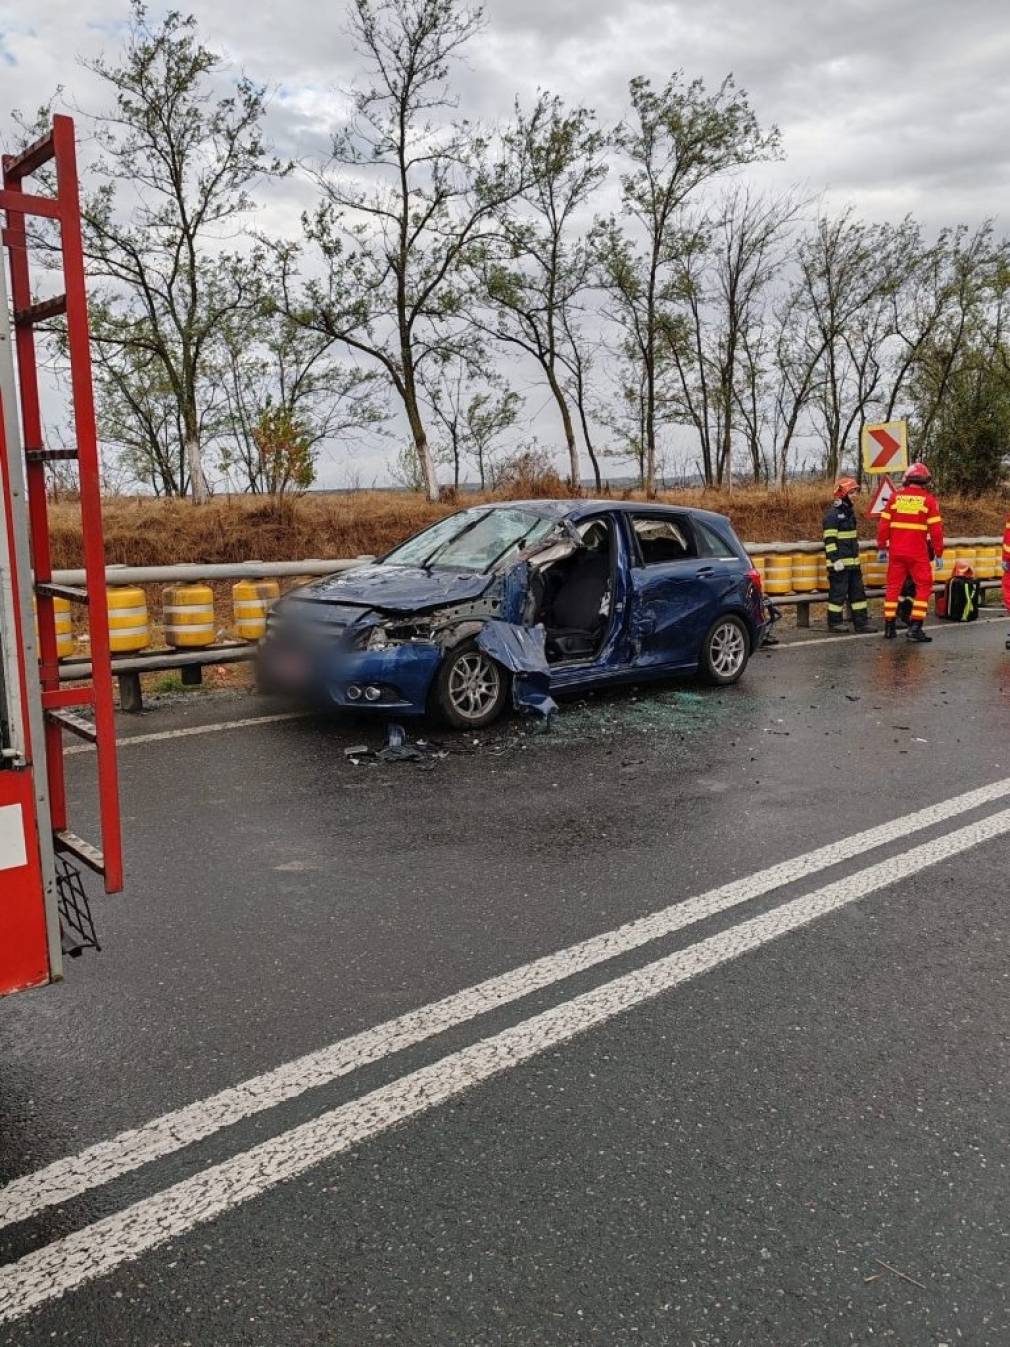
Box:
834;476;860;499
904;462;932;484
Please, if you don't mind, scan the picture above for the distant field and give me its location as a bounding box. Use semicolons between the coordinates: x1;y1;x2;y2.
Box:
49;485;1009;570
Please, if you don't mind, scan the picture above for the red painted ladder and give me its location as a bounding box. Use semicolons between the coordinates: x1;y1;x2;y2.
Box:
0;116;123;895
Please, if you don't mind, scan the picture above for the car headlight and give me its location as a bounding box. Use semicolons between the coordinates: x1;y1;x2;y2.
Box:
355;620;434;651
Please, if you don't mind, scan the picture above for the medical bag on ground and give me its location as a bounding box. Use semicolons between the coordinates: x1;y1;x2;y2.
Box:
937;563;981;622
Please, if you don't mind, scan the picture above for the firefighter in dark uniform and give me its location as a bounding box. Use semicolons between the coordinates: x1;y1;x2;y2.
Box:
822;477;874;632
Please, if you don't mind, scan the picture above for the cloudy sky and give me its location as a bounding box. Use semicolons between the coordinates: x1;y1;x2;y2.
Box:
2;0;1009;484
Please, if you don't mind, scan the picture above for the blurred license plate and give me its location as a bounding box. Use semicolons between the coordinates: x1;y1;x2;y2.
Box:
272;649;309;685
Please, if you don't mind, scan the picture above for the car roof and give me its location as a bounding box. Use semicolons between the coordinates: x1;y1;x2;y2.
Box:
490;498;733;527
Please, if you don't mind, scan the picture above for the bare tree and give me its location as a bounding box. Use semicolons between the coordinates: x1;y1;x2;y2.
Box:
218;307;386;495
792;210;900;478
765;284;827;486
419;350;519;490
597;346;650;487
904;223;998;446
662;186;799;485
557;304;605;489
475;93;607;489
594;73;780;495
282;0;529;501
47;4;285;499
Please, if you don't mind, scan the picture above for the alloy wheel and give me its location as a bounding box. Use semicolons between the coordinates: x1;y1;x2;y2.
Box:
446;651;502;721
709;621;747;679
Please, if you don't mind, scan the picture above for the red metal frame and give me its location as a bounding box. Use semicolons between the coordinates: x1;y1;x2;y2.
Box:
1;115;123;895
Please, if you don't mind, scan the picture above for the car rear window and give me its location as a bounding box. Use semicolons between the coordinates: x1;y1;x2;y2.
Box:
630;514;695;564
694;520;738;559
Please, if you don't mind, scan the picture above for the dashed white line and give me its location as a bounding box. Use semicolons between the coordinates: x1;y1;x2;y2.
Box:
64;711;309;755
5;774;1010;1232
2;803;1009;1324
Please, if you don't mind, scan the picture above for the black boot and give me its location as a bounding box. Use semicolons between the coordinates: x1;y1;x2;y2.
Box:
907;621;932;643
854;620;877;634
884;620;897;639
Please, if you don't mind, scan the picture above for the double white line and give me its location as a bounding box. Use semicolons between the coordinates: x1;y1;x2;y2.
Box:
4;776;1010;1322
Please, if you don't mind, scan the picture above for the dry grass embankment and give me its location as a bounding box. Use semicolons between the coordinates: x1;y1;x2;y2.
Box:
48;483;1009;571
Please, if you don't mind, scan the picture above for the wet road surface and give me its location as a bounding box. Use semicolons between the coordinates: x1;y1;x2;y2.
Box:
2;616;1010;1344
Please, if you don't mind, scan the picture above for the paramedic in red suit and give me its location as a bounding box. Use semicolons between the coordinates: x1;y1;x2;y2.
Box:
877;462;944;644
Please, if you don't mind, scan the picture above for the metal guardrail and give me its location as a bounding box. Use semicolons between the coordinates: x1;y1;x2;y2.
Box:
50;557;374;587
744;535;1003;555
50;539;1004;586
53;538;1006;709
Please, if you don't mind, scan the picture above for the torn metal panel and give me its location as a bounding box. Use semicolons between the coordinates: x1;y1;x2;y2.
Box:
476;623;557;720
304;564;494;614
500;562;531;624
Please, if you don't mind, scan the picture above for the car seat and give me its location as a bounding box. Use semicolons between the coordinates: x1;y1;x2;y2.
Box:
546;551;610;660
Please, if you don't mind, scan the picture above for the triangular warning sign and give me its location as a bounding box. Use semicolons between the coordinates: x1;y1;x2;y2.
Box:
867;474;896;518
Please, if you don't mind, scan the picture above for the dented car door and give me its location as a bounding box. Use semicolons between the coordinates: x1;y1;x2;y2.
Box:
626;512;720;669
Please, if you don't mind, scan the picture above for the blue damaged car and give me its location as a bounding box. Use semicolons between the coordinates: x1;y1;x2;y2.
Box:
257;500;767;728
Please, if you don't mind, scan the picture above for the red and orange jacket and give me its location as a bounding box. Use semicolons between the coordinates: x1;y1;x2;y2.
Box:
1003;514;1010;569
876;485;944;561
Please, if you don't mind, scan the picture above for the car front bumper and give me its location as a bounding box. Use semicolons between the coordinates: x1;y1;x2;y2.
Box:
257;637;442;716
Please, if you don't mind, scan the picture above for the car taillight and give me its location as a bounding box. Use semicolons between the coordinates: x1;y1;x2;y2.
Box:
747;566;763;590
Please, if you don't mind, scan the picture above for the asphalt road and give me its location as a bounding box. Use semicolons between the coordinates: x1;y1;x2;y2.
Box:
3;615;1010;1345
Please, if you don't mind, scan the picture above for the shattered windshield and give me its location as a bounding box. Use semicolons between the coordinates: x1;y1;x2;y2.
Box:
383;508;557;573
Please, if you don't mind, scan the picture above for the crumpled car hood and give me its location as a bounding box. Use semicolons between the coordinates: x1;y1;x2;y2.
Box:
301;564;493;614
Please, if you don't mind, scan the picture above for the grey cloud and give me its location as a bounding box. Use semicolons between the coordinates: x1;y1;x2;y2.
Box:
3;0;1008;484
5;0;1007;233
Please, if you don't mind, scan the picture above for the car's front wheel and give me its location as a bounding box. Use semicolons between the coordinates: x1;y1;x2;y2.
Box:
699;614;751;686
432;639;510;729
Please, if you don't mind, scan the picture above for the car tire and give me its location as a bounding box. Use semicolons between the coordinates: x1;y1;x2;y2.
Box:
699;614;751;686
431;638;511;729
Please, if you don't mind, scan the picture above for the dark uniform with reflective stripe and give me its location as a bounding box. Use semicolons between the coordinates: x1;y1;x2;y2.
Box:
822;496;869;630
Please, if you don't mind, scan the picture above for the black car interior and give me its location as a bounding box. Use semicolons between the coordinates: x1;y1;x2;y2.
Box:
531;518;614;662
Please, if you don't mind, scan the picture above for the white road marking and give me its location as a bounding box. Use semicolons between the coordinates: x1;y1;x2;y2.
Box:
5;775;1010;1233
778;614;1005;650
2;804;1009;1324
63;711;309;756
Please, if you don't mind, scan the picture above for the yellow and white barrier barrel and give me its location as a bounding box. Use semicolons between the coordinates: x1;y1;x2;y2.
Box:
984;544;1002;579
863;550;887;588
232;579;281;642
106;586;150;653
791;553;818;592
34;596;75;660
763;553;793;595
816;554;829;591
54;597;74;660
162;583;215;649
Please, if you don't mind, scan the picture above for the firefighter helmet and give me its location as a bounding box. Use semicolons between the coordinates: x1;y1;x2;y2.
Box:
904;461;932;484
834;476;860;499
